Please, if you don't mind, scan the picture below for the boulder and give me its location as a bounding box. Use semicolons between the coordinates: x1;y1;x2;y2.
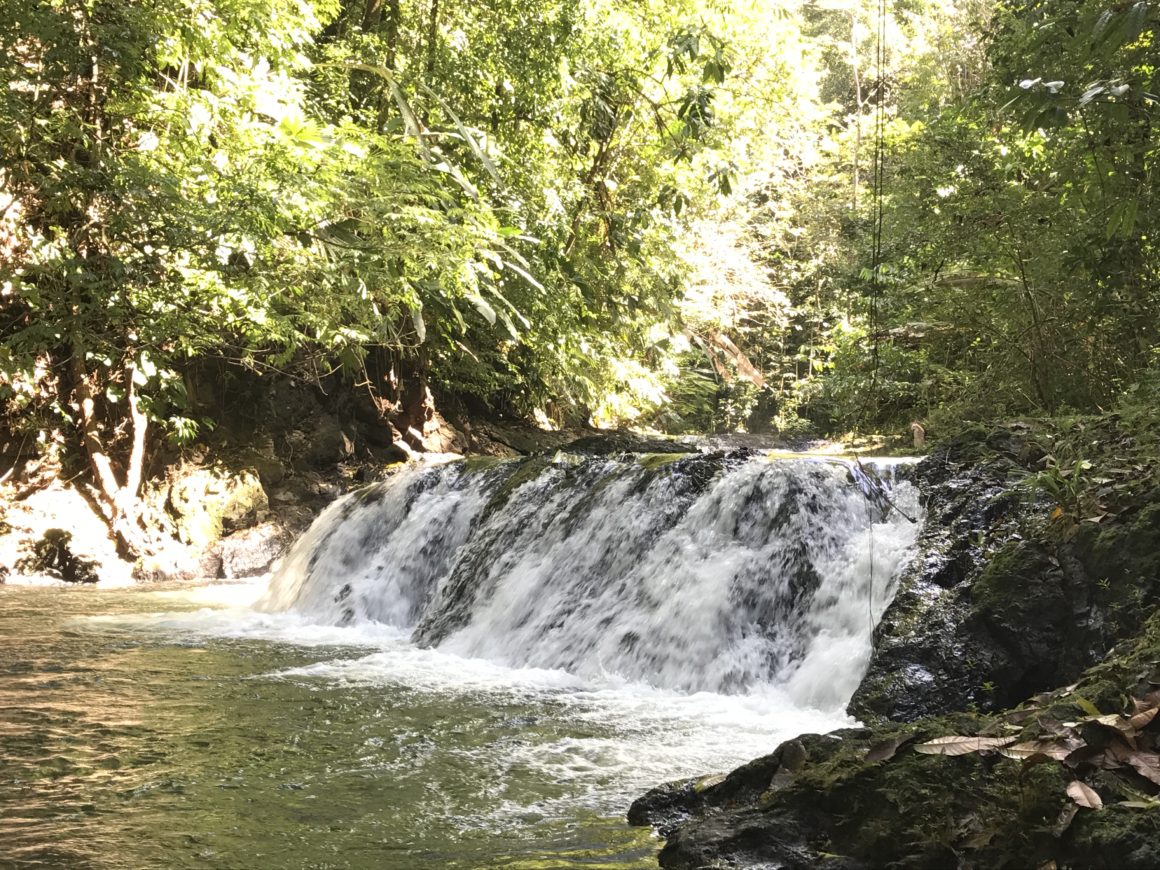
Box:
215;522;289;578
305;415;355;467
134;543;222;582
853;424;1160;722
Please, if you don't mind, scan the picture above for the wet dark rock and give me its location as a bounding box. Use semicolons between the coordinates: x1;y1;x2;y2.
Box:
852;424;1160;722
640;627;1160;870
628;776;716;833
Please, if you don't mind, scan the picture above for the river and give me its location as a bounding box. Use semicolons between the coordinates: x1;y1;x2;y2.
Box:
1;453;920;869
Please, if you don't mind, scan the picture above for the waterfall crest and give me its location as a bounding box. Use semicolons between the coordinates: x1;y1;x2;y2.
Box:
258;452;921;705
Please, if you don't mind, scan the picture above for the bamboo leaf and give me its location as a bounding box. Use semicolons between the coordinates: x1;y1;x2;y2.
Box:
502;259;546;295
465;292;497;326
410;305;425;344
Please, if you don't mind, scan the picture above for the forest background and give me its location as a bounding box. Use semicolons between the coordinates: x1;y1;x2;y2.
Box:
2;0;1159;550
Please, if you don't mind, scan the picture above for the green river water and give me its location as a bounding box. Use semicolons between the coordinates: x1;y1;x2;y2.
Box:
0;581;845;870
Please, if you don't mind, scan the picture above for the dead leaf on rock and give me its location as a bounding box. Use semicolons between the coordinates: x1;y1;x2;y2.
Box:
1004;708;1041;725
1065;743;1106;768
1001;740;1074;761
1129;706;1158;730
915;736;1017;756
1127;751;1160;786
1066;780;1103;809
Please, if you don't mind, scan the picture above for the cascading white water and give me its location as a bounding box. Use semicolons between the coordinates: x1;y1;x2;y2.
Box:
258;452;921;709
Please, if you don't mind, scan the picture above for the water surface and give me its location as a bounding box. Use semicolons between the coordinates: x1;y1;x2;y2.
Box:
0;582;844;870
1;454;920;869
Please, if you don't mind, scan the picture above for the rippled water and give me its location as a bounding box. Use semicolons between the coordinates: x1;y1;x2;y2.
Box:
0;581;851;870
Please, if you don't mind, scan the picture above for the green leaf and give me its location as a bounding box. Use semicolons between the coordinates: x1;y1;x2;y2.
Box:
411;305;426;344
418;83;502;184
465;292;496;326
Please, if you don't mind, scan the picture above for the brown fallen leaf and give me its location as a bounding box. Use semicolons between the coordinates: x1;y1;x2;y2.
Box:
1090;712;1138;734
1067;780;1103;809
1126;751;1160;786
1004;708;1042;725
1129;707;1158;730
915;735;1017;756
1108;739;1134;764
1065;743;1106;768
1000;740;1074;761
1131;697;1156;715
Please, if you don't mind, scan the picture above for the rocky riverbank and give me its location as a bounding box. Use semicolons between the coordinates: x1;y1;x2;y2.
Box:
0;370;715;587
630;418;1160;868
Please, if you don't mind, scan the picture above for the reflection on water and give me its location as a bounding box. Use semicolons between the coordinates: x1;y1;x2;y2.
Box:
0;582;845;870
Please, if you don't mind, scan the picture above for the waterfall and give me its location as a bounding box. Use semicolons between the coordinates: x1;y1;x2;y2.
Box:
258;451;921;708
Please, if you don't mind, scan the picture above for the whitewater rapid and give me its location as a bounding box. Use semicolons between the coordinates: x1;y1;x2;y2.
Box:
258;451;921;709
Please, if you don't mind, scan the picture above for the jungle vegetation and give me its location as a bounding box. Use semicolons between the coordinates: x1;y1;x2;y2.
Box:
2;0;1160;546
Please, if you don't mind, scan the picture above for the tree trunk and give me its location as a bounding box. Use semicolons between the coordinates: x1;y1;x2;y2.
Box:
68;347;149;558
386;0;401;70
425;0;440;85
362;0;383;30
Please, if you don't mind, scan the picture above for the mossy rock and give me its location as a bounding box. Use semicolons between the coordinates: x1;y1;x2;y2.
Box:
478;456;552;520
646;704;1160;870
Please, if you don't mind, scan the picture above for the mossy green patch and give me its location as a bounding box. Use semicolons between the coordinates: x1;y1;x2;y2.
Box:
480;457;553;519
636;453;687;471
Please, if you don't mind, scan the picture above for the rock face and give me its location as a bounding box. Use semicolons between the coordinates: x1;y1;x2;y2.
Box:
636;710;1160;870
853;425;1160;721
216;522;289;578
